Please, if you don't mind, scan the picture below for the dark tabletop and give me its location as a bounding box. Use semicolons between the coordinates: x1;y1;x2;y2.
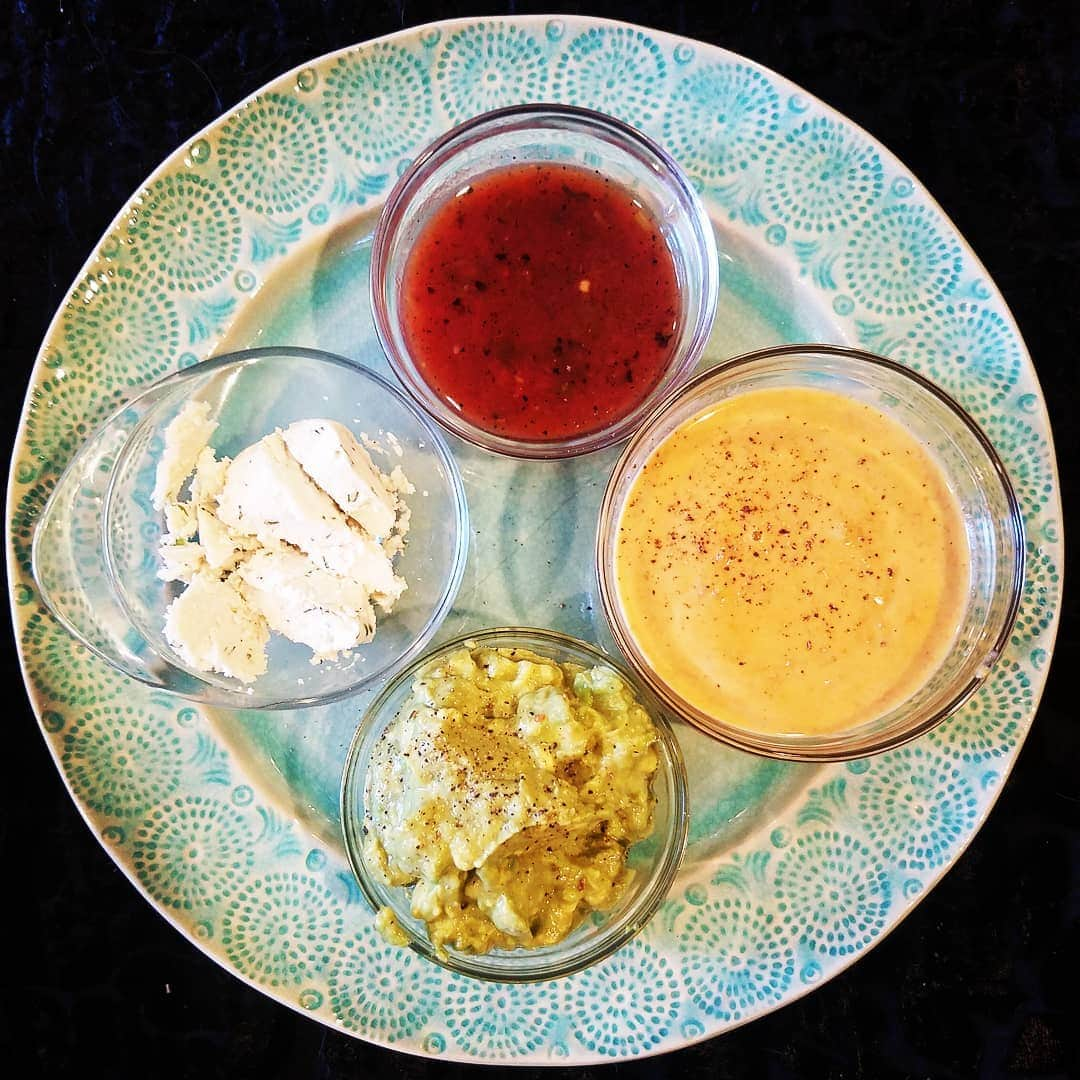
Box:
2;2;1078;1077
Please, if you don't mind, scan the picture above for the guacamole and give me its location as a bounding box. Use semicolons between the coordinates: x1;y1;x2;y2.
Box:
363;644;659;953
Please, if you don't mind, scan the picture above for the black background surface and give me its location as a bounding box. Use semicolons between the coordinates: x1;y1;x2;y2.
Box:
2;2;1078;1077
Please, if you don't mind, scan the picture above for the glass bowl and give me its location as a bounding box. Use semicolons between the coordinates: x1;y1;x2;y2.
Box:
31;347;469;710
370;103;719;460
339;627;689;982
596;343;1025;761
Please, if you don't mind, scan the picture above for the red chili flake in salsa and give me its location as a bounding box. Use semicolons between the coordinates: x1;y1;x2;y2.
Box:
400;162;681;441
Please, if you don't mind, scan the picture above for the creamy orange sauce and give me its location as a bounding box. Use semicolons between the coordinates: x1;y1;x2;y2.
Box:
614;387;970;735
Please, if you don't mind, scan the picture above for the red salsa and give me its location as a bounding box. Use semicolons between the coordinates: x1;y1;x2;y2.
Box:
399;162;681;442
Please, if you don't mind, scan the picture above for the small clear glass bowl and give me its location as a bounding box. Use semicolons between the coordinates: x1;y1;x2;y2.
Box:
340;627;689;982
596;344;1025;761
370;103;719;460
31;347;469;711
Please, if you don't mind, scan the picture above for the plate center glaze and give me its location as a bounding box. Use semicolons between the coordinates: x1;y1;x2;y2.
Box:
212;207;835;858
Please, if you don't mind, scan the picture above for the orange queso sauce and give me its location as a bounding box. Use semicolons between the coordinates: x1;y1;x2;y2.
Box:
614;387;970;735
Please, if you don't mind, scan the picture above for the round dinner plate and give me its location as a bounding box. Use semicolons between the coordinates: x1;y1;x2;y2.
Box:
7;15;1062;1065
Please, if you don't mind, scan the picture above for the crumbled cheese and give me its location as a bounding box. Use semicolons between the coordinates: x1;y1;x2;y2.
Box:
151;400;216;510
164;569;270;683
152;402;411;683
158;541;206;584
197;507;254;572
163;501;198;541
190;446;229;509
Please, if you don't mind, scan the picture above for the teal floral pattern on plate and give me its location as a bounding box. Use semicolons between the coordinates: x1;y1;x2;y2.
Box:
679;897;795;1021
61;268;180;389
126;173;243;291
895;300;1022;414
133;795;256;910
218;92;329;215
7;15;1061;1066
436;22;548;122
553;26;667;129
324;44;432;167
662;63;780;186
765;116;884;233
328;926;441;1041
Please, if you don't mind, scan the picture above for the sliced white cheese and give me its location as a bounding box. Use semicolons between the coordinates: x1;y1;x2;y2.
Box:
235;543;378;662
216;432;405;602
163;569;269;683
152;400;217;510
281;419;399;541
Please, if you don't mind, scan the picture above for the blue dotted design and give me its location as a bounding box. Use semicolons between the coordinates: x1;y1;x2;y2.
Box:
684;882;708;905
1011;542;1060;649
679;898;794;1021
662;63;780;183
22;372;124;476
328;925;440;1042
929;660;1032;764
218;93;328;215
132;795;255;909
21;609;122;707
126;172;241;291
553;27;667;129
903;878;923;899
176;707;198;727
445;979;555;1057
765;116;883;232
775;831;891;956
222;872;343;988
858;746;978;870
765;223;787;245
843;204;962;316
436;23;548;122
981;413;1053;523
61;268;180;388
61;704;183;818
568;940;681;1056
324;44;432;165
896;301;1022;414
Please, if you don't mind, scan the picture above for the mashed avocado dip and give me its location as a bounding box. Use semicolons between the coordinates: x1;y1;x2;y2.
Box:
363;643;659;954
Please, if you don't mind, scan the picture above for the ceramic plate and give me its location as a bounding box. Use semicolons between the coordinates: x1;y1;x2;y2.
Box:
8;16;1062;1065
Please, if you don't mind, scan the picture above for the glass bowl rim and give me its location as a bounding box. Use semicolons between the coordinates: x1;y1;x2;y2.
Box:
369;102;719;461
33;345;471;711
339;624;690;982
595;341;1026;762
